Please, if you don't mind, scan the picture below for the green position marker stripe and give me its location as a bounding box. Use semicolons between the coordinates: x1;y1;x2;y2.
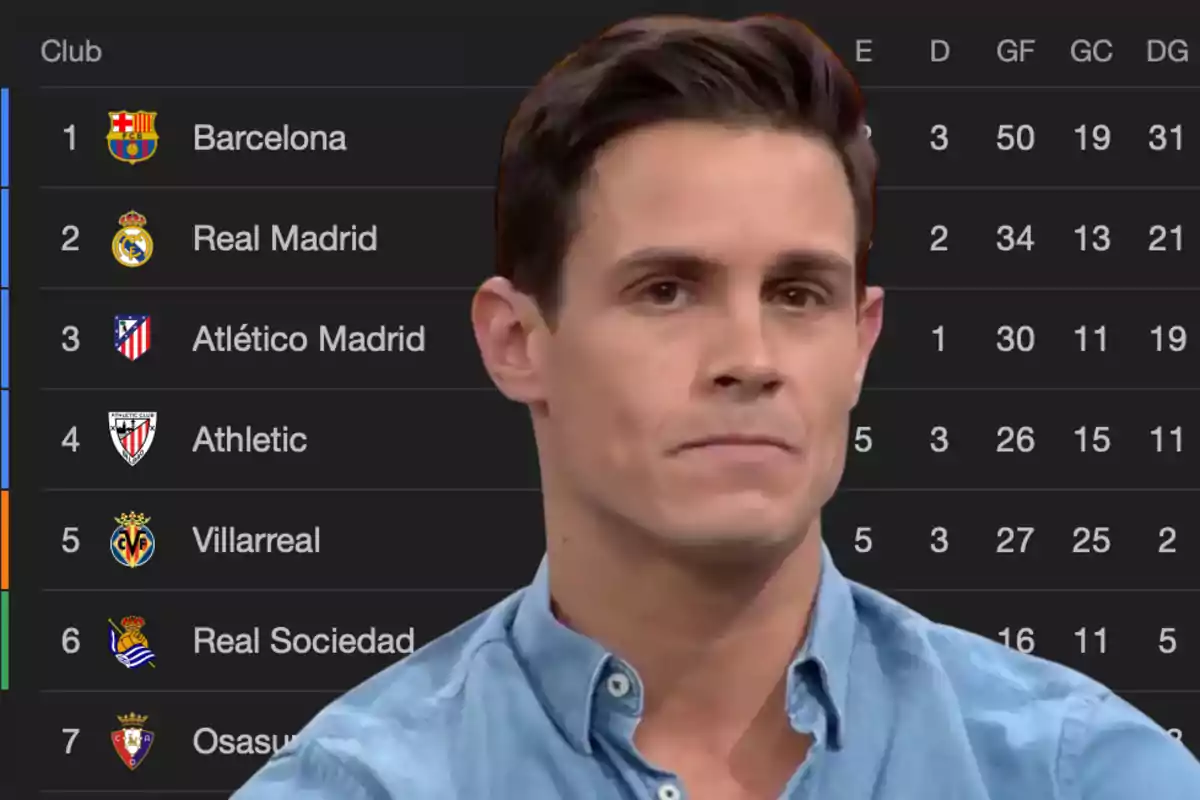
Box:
1;590;9;689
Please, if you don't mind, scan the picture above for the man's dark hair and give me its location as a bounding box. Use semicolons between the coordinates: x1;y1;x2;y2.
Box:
495;13;877;320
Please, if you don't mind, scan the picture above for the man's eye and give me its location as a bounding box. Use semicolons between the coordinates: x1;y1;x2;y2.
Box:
776;285;823;307
642;281;685;305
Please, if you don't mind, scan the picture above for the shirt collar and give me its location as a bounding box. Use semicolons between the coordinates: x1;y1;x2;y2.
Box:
789;540;855;750
509;540;857;754
510;555;613;754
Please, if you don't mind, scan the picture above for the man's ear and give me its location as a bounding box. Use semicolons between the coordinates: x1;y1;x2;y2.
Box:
471;276;549;404
851;286;884;407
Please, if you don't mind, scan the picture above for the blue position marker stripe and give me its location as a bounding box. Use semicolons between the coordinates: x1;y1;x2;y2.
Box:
1;88;9;490
1;289;7;388
1;189;7;288
1;87;8;188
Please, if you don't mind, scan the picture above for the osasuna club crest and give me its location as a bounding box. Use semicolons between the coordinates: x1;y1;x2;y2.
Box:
111;712;155;770
109;411;157;466
114;315;151;361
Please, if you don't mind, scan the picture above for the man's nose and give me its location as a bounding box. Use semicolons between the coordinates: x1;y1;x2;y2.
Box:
702;304;784;397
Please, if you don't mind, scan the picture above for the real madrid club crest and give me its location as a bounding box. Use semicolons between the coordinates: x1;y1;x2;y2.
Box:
111;512;155;568
112;211;153;268
107;110;158;164
109;411;157;466
114;314;151;361
112;713;155;770
109;616;157;669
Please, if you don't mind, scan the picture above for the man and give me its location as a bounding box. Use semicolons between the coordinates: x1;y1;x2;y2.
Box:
234;14;1200;799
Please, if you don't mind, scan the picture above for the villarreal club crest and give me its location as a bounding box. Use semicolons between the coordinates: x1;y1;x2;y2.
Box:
112;713;155;770
111;512;155;568
112;210;153;268
107;110;158;164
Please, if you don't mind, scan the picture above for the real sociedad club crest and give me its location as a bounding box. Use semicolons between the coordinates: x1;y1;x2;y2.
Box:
111;512;155;568
114;315;151;361
107;110;158;164
112;713;155;770
109;411;157;466
109;616;157;669
112;211;153;268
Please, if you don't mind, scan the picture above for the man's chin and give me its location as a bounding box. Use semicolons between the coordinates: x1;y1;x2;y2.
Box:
647;512;809;565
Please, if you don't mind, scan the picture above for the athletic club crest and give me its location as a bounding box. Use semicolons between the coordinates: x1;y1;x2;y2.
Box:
114;315;151;361
109;411;157;466
111;712;155;770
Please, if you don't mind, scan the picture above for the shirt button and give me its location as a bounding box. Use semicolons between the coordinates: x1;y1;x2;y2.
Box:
657;784;682;800
605;672;631;698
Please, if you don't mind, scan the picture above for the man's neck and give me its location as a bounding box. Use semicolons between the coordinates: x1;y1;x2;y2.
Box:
544;505;824;752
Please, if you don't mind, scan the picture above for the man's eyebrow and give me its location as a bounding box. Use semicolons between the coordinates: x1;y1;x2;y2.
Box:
768;250;855;280
612;247;854;279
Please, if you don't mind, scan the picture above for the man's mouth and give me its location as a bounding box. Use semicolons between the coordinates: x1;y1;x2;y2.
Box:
673;434;796;453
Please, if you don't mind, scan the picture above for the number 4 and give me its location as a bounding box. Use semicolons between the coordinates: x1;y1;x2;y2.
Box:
61;426;79;452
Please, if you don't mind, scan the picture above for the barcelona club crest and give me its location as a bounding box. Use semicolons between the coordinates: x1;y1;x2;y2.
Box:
109;616;157;669
109;411;157;466
112;211;153;268
114;315;151;361
112;713;155;770
107;110;158;164
111;512;155;568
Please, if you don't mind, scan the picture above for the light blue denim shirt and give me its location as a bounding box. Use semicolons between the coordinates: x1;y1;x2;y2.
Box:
233;544;1200;798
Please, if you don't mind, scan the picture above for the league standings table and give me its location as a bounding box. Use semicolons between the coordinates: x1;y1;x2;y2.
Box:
1;9;1199;797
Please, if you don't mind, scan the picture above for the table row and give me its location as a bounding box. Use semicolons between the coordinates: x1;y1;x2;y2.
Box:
16;662;1199;791
15;390;1200;488
14;588;1200;691
25;289;1200;387
18;188;1200;289
16;89;1200;185
17;488;1200;590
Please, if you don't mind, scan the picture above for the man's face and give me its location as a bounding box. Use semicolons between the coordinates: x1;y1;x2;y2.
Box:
533;121;882;552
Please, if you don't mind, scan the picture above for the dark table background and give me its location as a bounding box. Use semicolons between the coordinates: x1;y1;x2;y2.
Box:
2;8;1198;797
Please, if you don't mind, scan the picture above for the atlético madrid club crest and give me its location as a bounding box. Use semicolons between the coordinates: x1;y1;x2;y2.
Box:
109;411;157;466
112;712;155;770
114;315;151;361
